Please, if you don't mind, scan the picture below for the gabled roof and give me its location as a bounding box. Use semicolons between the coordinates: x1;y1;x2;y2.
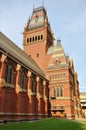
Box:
47;39;68;69
0;32;46;78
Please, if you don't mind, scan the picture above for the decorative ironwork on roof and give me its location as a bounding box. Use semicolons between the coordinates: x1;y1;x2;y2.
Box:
33;6;46;15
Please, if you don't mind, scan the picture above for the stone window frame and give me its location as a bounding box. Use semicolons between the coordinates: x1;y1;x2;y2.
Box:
57;86;63;97
4;62;14;85
39;79;43;96
20;68;27;89
30;74;36;93
52;86;63;98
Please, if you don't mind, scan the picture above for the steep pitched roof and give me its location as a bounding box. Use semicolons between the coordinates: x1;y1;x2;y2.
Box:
26;6;51;32
27;6;45;30
0;32;45;78
47;39;68;69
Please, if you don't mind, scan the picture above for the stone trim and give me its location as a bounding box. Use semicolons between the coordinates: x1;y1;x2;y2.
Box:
16;64;21;71
36;76;40;81
43;80;46;85
1;54;6;62
27;71;31;77
0;78;14;88
16;84;26;93
0;112;48;116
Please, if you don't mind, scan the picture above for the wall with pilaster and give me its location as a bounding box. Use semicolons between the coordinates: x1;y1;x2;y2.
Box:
0;52;49;121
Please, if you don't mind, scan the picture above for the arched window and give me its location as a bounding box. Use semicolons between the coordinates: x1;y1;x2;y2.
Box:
30;37;31;43
38;35;40;40
41;35;43;40
27;38;29;43
35;36;37;41
36;53;39;57
20;70;26;89
4;63;14;84
39;79;43;95
33;37;34;42
30;75;36;93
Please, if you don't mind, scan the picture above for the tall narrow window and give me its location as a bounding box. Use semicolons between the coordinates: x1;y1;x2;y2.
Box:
57;87;59;97
57;87;63;97
39;80;43;95
27;38;29;43
60;87;63;96
20;70;26;89
4;63;13;84
30;37;31;43
53;87;56;97
35;36;37;41
38;35;40;40
31;75;36;93
41;35;43;40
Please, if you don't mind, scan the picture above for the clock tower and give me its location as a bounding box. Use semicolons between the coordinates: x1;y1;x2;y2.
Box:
23;6;54;70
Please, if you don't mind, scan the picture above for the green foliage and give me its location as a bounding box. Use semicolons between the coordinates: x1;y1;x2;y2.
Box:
0;118;86;130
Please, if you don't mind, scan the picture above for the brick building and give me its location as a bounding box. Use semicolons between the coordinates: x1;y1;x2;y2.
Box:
23;6;82;119
0;5;82;121
0;32;49;121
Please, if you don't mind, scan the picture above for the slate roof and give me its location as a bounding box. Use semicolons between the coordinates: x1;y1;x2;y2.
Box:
47;39;68;69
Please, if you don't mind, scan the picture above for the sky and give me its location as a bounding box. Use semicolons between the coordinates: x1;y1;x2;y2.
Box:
0;0;86;92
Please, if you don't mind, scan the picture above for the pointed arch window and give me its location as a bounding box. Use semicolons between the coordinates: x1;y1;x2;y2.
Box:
4;63;14;84
39;79;43;96
30;74;36;93
20;69;26;89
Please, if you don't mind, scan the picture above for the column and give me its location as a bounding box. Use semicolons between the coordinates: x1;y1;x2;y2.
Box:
43;81;49;117
15;64;22;114
0;54;6;87
42;80;46;115
36;76;41;117
27;71;32;114
0;54;6;112
27;71;32;95
15;64;21;93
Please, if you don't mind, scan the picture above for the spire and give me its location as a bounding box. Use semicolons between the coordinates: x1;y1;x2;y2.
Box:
42;0;44;7
33;4;34;10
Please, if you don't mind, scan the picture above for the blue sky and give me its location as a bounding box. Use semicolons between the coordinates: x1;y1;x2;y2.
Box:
0;0;86;92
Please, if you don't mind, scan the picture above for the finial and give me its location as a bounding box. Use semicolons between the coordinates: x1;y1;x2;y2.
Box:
57;38;61;42
42;0;44;7
56;38;61;43
33;3;34;10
